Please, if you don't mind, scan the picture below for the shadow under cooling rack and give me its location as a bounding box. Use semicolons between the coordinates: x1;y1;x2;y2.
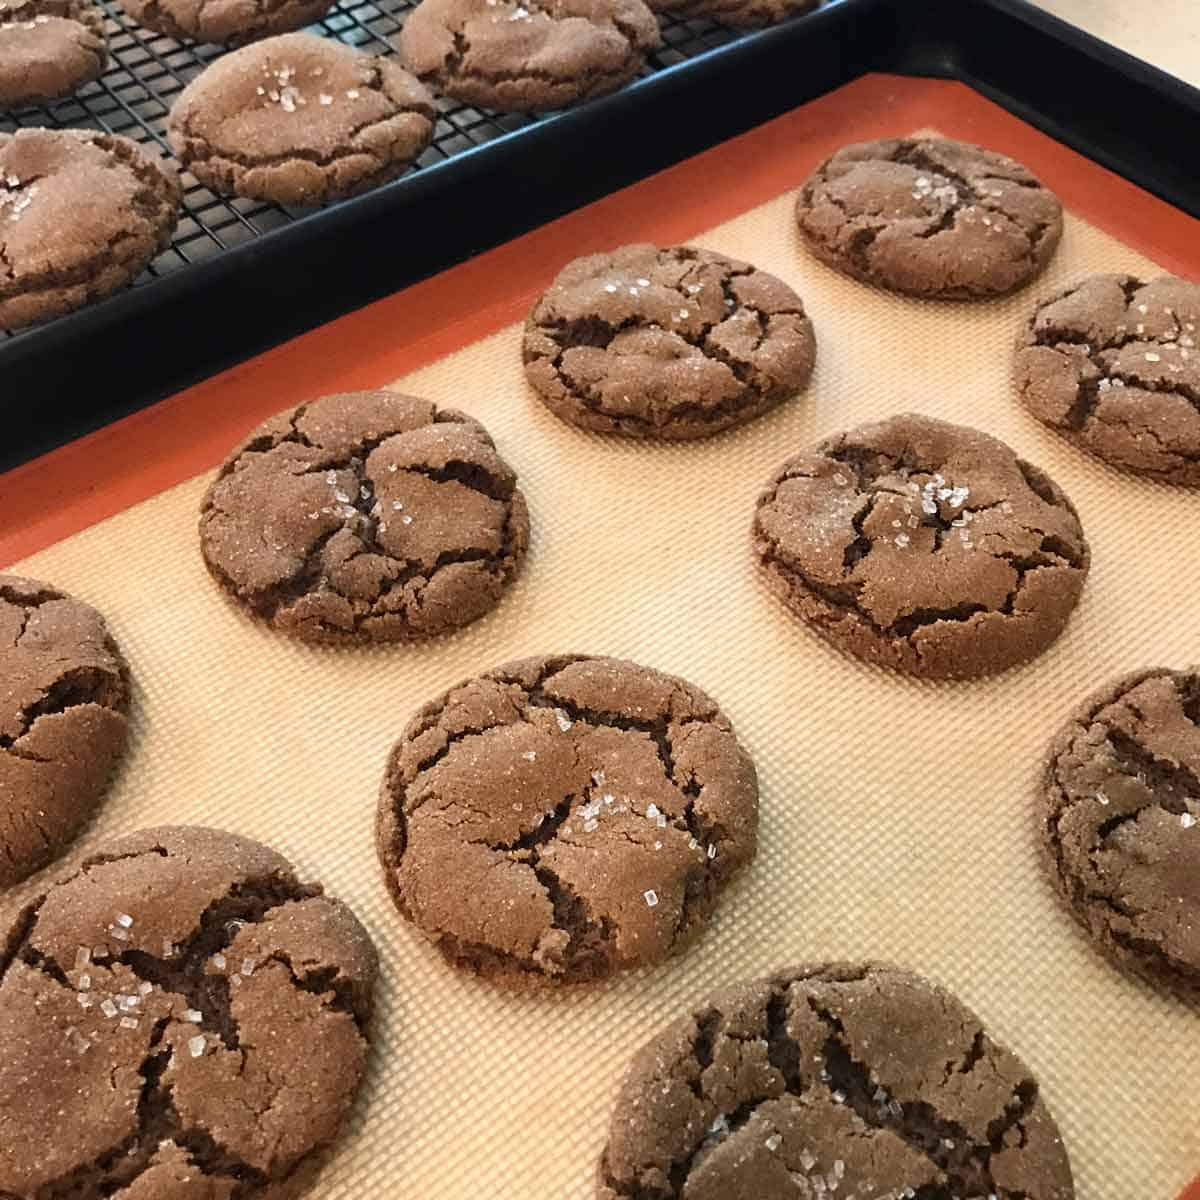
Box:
0;0;745;342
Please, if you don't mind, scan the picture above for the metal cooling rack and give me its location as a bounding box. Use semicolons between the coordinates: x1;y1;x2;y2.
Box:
0;0;745;341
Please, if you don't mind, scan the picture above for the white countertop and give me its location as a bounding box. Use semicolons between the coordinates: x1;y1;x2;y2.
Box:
1031;0;1200;88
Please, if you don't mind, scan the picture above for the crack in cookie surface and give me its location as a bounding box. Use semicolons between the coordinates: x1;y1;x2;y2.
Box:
199;390;529;645
376;654;757;986
598;963;1073;1200
752;413;1089;680
1041;667;1200;994
1014;273;1200;484
795;137;1062;298
524;243;816;439
0;826;377;1198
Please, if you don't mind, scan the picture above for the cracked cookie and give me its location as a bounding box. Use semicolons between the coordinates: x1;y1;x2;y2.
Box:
200;389;530;645
0;825;377;1198
597;962;1074;1200
752;413;1089;679
523;243;817;439
1015;273;1200;485
0;128;180;330
168;34;435;206
122;0;331;47
0;574;129;890
376;654;758;986
1041;668;1200;996
646;0;816;29
0;0;106;109
398;0;659;114
795;137;1063;299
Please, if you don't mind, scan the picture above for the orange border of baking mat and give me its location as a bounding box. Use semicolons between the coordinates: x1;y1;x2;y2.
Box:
3;70;1200;1195
3;72;1199;570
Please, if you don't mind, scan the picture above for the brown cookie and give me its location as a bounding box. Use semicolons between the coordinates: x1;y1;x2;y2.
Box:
398;0;659;114
795;137;1063;299
524;243;817;439
646;0;815;28
0;574;129;889
752;413;1090;679
376;654;758;987
0;0;106;108
1014;273;1200;485
598;962;1074;1200
200;390;530;645
0;128;180;330
0;825;377;1198
122;0;331;46
168;34;435;206
1041;668;1200;996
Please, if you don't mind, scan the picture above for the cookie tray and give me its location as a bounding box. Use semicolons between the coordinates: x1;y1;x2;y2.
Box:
4;42;1200;1200
2;0;1199;468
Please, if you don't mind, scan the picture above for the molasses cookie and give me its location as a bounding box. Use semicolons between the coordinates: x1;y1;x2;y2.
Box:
795;137;1063;298
1042;667;1200;995
752;413;1089;679
399;0;659;113
122;0;331;47
168;34;435;206
524;243;817;439
376;654;758;986
200;390;529;644
647;0;815;28
598;963;1074;1200
0;128;180;330
0;825;377;1198
0;574;129;889
1015;273;1200;484
0;0;106;109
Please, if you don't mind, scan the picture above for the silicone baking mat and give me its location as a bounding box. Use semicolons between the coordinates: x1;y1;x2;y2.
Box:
2;75;1198;1200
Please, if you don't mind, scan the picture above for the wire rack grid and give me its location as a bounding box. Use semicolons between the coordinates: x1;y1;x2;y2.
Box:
0;0;746;340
